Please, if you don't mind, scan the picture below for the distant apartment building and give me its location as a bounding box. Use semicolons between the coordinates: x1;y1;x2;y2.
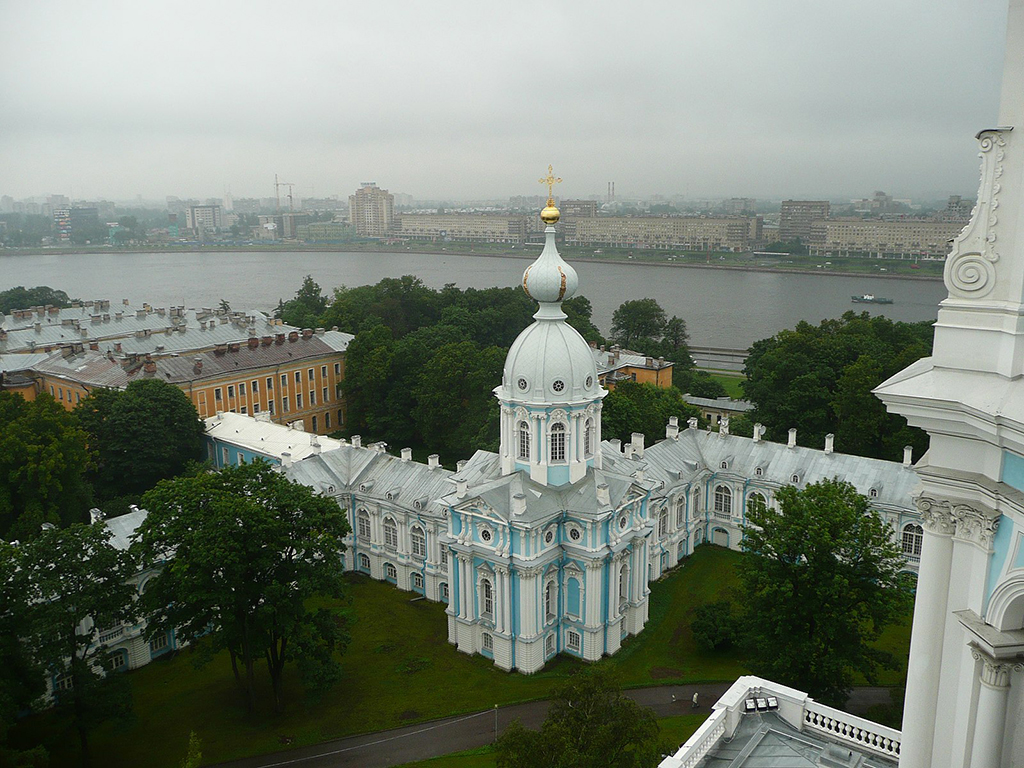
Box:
185;204;222;235
559;199;598;240
568;215;761;252
348;183;394;237
938;194;974;222
53;209;71;241
778;200;830;243
722;197;756;214
392;213;529;243
296;221;355;242
807;218;965;258
257;213;311;240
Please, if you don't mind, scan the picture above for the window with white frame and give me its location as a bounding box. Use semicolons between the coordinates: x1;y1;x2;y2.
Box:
482;632;493;652
150;634;169;653
517;421;530;460
54;672;74;692
440;582;449;601
358;553;370;571
618;564;629;607
358;510;371;539
411;527;426;558
676;496;685;526
902;524;924;558
747;492;767;516
108;651;127;671
440;548;448;569
545;634;555;656
658;511;667;536
384;562;397;580
584;418;594;457
384;518;398;549
566;630;581;652
412;572;424;590
545;580;556;622
714;485;731;518
693;487;701;513
550;422;566;463
481;578;494;619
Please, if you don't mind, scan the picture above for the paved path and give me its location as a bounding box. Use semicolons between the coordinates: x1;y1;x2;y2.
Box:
215;685;892;768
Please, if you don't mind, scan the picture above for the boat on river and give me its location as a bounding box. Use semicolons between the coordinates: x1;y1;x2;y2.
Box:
851;293;893;304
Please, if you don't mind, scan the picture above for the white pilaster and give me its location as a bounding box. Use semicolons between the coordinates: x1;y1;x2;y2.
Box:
969;648;1021;768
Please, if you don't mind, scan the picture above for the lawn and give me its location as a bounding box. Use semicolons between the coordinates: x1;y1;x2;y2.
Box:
10;546;908;767
708;373;746;399
390;714;709;768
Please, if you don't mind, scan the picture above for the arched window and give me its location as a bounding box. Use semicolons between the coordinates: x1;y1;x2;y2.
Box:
358;553;370;572
412;572;424;590
658;511;667;537
618;564;629;607
755;467;763;476
545;580;556;621
383;518;398;549
677;541;686;561
747;492;767;516
902;524;924;558
410;526;426;558
550;422;566;463
439;582;449;602
481;578;494;618
517;421;530;461
720;461;728;470
714;485;731;518
357;510;371;539
384;562;397;581
693;487;701;513
870;488;879;498
584;418;594;457
675;496;685;526
482;633;493;652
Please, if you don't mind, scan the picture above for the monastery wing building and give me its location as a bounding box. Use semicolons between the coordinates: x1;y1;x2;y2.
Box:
276;186;921;675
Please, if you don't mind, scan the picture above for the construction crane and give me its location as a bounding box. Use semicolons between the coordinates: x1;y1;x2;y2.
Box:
274;174;296;212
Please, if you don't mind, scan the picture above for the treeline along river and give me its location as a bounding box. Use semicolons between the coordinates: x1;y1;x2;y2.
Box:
0;249;949;349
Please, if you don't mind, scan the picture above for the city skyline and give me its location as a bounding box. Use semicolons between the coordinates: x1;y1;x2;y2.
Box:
0;1;1008;202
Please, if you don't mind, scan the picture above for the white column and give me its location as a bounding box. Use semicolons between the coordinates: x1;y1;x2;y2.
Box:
585;560;602;627
495;567;506;634
969;649;1020;768
899;498;955;768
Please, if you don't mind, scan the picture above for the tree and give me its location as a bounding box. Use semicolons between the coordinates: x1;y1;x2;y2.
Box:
0;392;94;540
691;600;738;652
136;462;351;713
601;381;701;445
278;275;329;329
742;312;933;460
0;285;73;314
738;479;910;706
562;296;605;346
18;522;138;768
496;669;663;768
610;298;667;349
75;380;204;501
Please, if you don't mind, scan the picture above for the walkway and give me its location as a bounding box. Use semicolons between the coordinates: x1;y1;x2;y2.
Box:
215;685;892;768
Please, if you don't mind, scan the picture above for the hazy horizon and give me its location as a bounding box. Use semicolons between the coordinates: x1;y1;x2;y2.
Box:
0;2;1009;203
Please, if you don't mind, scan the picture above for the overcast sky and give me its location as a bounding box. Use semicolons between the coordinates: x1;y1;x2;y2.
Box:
0;1;1009;203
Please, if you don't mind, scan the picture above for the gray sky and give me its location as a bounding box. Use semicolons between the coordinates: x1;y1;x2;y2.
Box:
0;1;1009;202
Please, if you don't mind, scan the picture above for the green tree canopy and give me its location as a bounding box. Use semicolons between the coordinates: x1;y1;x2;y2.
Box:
17;522;138;767
496;669;663;768
0;285;73;314
601;381;702;445
0;392;93;540
136;462;351;713
74;379;204;502
741;311;933;460
738;478;910;706
277;275;329;329
610;298;667;349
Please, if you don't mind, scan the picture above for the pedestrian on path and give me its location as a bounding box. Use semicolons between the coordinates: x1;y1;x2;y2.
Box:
691;692;699;709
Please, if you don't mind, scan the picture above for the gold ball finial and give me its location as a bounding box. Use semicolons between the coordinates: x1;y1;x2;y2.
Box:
538;164;562;226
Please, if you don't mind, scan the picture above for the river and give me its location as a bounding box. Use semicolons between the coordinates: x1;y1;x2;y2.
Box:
0;249;948;349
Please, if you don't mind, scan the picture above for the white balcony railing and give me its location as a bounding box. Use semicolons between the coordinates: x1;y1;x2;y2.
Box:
658;709;728;768
804;701;901;760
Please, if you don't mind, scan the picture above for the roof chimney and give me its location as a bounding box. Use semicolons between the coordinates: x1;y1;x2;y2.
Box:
428;454;440;470
824;433;834;454
596;483;610;507
512;493;527;516
281;451;292;468
687;416;699;430
609;438;621;453
456;459;467;472
456;478;468;498
288;331;299;343
788;428;797;448
752;422;763;443
666;415;679;441
401;447;412;462
630;432;645;458
351;435;362;448
720;416;730;437
903;445;913;467
310;436;321;455
193;357;203;374
89;508;104;524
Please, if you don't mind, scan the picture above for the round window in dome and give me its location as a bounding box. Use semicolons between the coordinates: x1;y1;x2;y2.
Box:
569;527;582;541
585;375;593;388
552;380;565;392
517;377;529;391
619;516;628;530
544;530;554;544
481;529;492;543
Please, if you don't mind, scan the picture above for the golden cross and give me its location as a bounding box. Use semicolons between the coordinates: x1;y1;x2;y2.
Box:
538;164;562;204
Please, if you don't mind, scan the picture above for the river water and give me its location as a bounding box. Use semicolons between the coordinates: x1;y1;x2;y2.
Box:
0;249;948;349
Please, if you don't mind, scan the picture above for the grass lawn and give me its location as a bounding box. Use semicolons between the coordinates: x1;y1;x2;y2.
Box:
390;714;709;768
708;373;746;399
10;546;908;767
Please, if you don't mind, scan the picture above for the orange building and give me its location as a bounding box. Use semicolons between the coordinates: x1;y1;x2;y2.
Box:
0;328;353;436
590;344;674;390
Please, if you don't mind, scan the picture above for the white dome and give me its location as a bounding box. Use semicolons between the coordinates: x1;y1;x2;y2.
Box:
500;318;599;405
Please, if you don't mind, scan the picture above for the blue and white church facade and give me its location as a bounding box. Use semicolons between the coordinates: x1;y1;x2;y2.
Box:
281;192;923;675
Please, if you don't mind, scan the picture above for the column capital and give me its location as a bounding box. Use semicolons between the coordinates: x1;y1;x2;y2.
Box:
953;504;1001;551
916;496;956;535
971;645;1024;688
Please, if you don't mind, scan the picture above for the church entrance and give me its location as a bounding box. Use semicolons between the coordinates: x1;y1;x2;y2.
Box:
712;527;729;548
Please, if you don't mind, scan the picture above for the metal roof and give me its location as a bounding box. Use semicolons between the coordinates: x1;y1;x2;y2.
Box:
205;412;344;462
684;394;754;412
103;508;148;551
31;350;130;389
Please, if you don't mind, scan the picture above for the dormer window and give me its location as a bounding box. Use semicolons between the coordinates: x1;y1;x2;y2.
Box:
755;467;763;477
870;488;879;498
720;461;728;470
791;474;800;484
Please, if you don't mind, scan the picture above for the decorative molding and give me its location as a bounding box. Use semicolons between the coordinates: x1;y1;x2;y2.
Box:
943;129;1008;299
952;504;1001;551
916;497;956;535
971;646;1024;688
